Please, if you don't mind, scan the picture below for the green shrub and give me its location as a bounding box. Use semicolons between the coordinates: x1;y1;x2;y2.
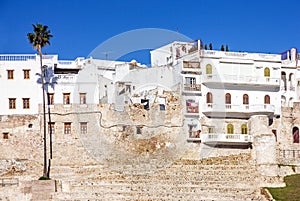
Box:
38;176;51;180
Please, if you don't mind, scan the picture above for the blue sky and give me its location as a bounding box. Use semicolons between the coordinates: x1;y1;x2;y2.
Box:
1;0;300;64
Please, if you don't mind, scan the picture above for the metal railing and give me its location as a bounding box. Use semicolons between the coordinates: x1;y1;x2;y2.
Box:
201;133;252;143
186;105;199;113
0;178;19;187
182;61;201;68
183;84;201;91
189;130;201;138
279;150;300;159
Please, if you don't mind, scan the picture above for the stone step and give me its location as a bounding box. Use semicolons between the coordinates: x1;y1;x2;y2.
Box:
68;182;256;194
52;188;262;201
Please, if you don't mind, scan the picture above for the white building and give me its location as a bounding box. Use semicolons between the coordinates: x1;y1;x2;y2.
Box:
151;41;298;146
0;40;299;148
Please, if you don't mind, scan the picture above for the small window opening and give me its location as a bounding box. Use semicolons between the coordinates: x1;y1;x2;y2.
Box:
141;99;149;110
3;132;9;139
136;126;142;134
159;104;165;111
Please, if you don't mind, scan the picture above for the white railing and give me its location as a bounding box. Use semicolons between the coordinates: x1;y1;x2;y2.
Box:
201;133;252;144
0;54;36;61
0;54;58;61
183;84;201;91
203;74;280;85
203;103;275;113
56;74;76;82
58;60;74;65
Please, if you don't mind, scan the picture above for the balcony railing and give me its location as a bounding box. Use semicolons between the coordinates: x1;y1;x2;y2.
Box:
290;86;295;91
182;61;201;69
202;103;275;117
0;54;36;61
203;103;274;112
279;150;300;159
183;84;201;92
57;74;77;83
201;133;252;145
189;130;201;138
186;105;199;113
202;74;280;86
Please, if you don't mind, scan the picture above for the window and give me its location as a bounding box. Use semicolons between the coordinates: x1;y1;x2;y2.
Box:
208;127;214;133
225;93;231;104
64;123;71;134
3;132;9;139
7;70;14;79
48;122;55;134
243;94;249;105
206;64;212;74
141;99;149;110
80;93;86;104
63;93;70;105
282;71;287;90
206;92;213;104
272;129;277;142
264;95;270;104
136;126;142;134
9;98;16;109
185;77;196;85
292;127;299;143
159;104;165;111
23;98;30;109
80;122;87;134
48;93;54;105
227;124;234;134
264;67;270;77
241;124;248;134
23;69;30;79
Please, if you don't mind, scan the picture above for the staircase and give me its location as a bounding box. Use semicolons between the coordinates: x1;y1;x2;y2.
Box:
50;153;268;201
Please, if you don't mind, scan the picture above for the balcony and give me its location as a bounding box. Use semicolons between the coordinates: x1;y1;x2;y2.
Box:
202;74;280;91
187;130;201;142
182;61;201;73
202;103;275;118
57;74;77;83
183;84;201;94
186;105;199;115
201;133;252;145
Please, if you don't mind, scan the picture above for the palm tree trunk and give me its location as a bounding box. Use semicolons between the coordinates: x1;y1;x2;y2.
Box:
48;96;53;159
38;46;48;178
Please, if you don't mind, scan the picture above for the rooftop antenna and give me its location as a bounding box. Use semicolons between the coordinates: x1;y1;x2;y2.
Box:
101;51;112;60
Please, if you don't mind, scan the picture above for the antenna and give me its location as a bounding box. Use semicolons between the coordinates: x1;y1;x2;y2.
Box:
101;51;112;60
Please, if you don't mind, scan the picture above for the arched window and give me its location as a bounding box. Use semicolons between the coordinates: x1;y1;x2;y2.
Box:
206;92;213;104
225;93;231;104
281;95;286;107
241;124;248;134
264;67;270;77
243;94;249;105
292;127;299;143
227;124;234;134
289;97;294;107
264;95;270;104
206;64;212;75
289;73;294;90
281;71;287;91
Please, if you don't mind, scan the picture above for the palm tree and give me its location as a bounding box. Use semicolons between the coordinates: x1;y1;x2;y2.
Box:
27;23;53;178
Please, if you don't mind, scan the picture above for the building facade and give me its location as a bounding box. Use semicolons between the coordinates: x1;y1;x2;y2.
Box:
0;41;299;154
